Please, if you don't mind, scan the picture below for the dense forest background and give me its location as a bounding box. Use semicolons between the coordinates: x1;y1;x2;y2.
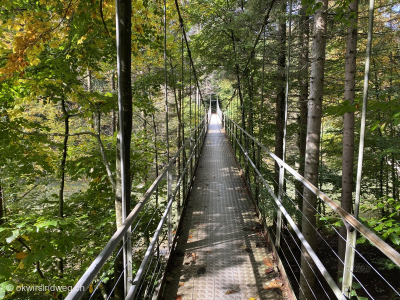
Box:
0;0;399;299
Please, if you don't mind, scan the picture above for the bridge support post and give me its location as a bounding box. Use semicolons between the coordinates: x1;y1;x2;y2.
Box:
275;165;284;250
167;170;173;249
189;138;193;191
342;225;356;298
342;0;374;297
234;122;238;157
182;148;187;207
239;129;243;165
255;145;261;206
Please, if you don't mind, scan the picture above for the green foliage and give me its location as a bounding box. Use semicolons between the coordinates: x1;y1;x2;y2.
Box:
372;257;400;271
0;0;170;297
358;197;400;248
324;100;358;117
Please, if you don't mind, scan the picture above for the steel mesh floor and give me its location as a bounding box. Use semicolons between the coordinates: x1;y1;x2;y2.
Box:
161;114;286;300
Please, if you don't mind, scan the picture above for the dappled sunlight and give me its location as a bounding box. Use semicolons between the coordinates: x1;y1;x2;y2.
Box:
162;114;283;299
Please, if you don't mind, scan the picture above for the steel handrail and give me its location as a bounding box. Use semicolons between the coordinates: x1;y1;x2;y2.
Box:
126;121;207;299
224;114;400;269
225;120;346;300
66;117;208;300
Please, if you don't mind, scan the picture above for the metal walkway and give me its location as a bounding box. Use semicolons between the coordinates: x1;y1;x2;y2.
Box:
161;115;286;300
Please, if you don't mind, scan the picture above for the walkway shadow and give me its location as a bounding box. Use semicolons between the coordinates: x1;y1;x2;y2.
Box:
160;115;283;300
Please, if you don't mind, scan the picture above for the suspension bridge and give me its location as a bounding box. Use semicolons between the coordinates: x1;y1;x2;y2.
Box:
63;0;400;299
63;101;400;300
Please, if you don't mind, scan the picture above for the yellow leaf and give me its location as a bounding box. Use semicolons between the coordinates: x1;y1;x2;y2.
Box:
89;284;93;293
15;252;28;260
77;36;86;45
30;57;41;66
49;40;60;48
19;260;24;269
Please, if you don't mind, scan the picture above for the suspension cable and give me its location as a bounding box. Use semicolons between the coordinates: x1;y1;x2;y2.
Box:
173;0;206;108
163;0;169;161
223;0;276;110
283;0;293;165
355;0;374;219
259;24;266;144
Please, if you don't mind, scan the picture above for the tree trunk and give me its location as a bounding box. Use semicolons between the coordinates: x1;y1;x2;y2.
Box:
58;96;69;299
299;1;328;299
114;0;132;298
295;4;310;210
338;3;358;283
0;185;4;225
59;97;69;220
274;1;286;194
248;61;256;170
230;30;246;131
171;63;182;209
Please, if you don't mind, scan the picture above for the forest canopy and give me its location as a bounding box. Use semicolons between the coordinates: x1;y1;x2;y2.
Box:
0;0;400;299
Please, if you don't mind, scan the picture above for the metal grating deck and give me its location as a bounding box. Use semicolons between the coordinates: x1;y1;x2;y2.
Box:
161;114;287;300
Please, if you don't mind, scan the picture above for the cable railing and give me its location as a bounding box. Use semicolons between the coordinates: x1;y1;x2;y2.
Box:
221;107;400;300
65;112;210;300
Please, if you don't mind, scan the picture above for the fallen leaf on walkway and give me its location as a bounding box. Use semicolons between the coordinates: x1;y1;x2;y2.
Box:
265;268;274;274
179;282;184;287
176;295;182;300
274;288;283;295
225;290;237;295
249;298;257;300
197;266;207;275
188;235;193;239
192;253;197;261
263;258;273;267
254;223;262;229
264;279;283;290
256;242;264;248
173;230;176;234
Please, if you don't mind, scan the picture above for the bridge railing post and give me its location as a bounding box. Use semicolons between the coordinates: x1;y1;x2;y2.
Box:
255;144;261;206
234;122;238;158
229;119;233;145
182;145;187;208
238;129;243;166
189;136;193;193
167;169;172;250
275;164;285;250
342;226;357;298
